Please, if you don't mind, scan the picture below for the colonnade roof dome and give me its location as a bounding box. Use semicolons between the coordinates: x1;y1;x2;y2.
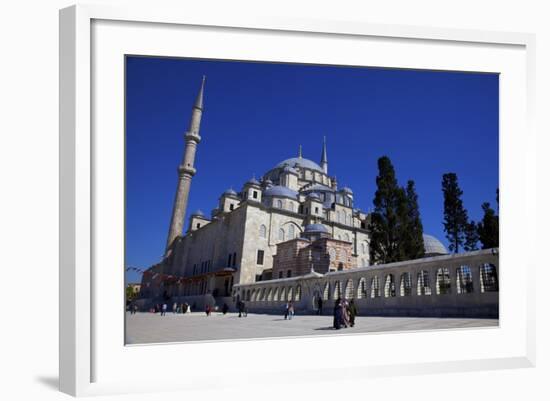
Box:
274;157;324;173
304;224;329;233
423;234;448;255
263;185;299;199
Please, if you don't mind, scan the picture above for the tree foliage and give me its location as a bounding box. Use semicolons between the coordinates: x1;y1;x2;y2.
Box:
464;220;479;251
442;173;469;253
477;202;499;249
401;180;425;259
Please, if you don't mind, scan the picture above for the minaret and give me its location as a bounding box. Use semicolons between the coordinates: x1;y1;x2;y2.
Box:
320;136;328;174
166;76;206;251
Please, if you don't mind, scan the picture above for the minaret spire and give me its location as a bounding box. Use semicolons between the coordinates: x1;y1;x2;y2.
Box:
298;144;303;159
320;136;328;174
166;76;206;251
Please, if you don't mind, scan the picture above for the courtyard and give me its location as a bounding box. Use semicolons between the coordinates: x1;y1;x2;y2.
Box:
125;311;498;344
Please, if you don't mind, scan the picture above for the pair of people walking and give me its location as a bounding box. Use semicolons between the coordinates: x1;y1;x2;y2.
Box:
333;298;357;329
237;300;248;317
284;301;295;320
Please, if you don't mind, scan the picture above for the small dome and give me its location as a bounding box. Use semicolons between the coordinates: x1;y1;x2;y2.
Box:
423;234;448;256
274;157;324;173
246;177;261;186
264;185;298;199
263;178;273;187
223;188;238;197
191;209;205;217
340;186;353;194
304;224;329;233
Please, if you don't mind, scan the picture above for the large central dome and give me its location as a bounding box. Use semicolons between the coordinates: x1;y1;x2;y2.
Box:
274;157;324;172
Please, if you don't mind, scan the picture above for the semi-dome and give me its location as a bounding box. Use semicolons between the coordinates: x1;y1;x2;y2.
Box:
340;186;353;194
263;185;298;199
306;192;321;200
423;234;448;256
191;209;205;217
282;165;298;175
303;183;333;193
274;157;324;173
304;223;329;233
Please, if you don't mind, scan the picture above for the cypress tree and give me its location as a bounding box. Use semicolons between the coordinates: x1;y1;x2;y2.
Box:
464;220;479;251
401;180;425;259
442;173;469;253
369;156;404;264
477;202;499;249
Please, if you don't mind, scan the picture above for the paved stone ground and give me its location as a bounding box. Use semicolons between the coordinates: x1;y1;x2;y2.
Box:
125;312;498;344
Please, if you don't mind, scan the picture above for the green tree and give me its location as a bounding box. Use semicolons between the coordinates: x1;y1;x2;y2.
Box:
477;202;499;249
442;173;469;253
401;180;425;259
369;156;407;264
464;220;479;251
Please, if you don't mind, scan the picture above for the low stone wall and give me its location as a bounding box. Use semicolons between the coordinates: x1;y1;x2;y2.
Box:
233;249;499;318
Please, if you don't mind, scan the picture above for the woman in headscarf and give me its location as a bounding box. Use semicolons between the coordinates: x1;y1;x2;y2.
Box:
333;297;342;329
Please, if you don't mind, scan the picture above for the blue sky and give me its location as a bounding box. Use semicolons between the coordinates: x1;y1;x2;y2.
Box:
125;56;499;283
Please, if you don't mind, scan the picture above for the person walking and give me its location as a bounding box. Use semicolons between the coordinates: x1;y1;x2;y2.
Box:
348;298;357;327
333;298;342;329
317;297;323;315
173;302;178;314
288;301;295;320
161;303;167;316
237;300;243;318
222;303;229;315
284;301;290;320
205;304;211;316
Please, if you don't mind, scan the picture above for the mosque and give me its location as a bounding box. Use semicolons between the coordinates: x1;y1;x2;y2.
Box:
138;77;448;304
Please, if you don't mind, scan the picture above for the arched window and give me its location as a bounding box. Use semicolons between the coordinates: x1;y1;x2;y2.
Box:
259;224;267;238
277;199;283;209
436;268;452;295
417;270;432;295
336;211;341;223
344;233;350;242
278;228;285;242
400;272;412;296
323;282;331;300
344;279;354;299
361;242;366;254
288;225;295;239
357;278;367;299
384;274;396;297
457;265;474;294
333;281;341;299
480;263;499;292
295;285;301;301
370;276;380;298
337;234;342;240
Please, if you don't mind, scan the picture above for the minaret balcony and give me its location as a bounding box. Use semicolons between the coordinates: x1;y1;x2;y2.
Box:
185;131;202;143
178;165;197;176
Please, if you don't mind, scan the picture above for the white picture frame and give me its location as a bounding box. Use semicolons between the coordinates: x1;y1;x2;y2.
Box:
59;3;536;397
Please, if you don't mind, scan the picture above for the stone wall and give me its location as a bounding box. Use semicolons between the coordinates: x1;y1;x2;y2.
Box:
233;249;499;318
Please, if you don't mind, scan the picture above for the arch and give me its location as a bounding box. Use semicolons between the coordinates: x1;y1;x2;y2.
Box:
278;228;285;242
287;287;294;301
400;272;412;296
267;288;273;301
260;288;266;301
259;224;267;238
384;274;396;297
295;285;301;301
457;265;474;294
357;278;367;299
333;281;342;299
480;263;499;292
344;233;350;242
273;287;279;301
323;282;331;300
344;279;354;299
370;276;380;298
436;268;452;295
246;289;251;301
280;287;286;301
417;270;432;295
250;289;256;302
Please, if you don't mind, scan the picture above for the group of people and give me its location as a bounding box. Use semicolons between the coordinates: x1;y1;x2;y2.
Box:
333;298;357;329
150;302;193;315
